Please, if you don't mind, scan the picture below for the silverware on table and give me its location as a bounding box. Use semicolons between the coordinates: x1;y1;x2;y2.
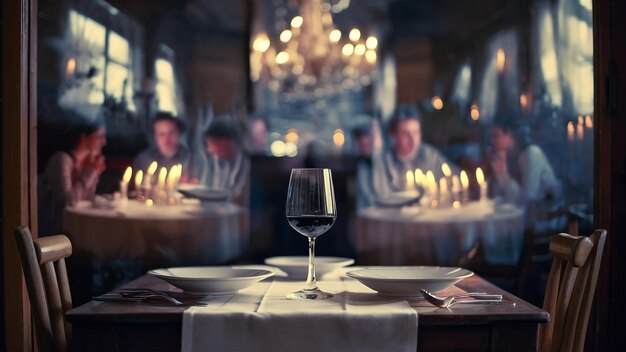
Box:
94;288;209;306
421;289;514;308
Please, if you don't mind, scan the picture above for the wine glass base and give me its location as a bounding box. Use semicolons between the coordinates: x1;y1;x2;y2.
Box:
286;288;333;300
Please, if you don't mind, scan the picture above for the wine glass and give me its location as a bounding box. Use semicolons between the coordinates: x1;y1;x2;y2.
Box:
285;168;337;300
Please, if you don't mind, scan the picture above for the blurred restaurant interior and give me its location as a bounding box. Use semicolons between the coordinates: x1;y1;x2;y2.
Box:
2;0;626;350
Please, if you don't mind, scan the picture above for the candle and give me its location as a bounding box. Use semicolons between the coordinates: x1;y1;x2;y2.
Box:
585;115;593;128
158;167;167;189
460;170;469;203
577;120;584;141
439;177;448;206
145;161;158;186
166;165;181;205
476;167;487;201
405;170;416;191
426;171;437;208
134;170;144;201
414;168;425;189
452;175;461;202
119;166;132;205
441;163;452;178
567;121;575;142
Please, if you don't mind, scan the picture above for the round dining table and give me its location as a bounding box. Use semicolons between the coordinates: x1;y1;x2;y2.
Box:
355;200;524;266
63;199;250;267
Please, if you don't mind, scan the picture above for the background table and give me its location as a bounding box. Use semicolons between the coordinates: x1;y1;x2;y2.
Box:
66;274;548;352
63;199;249;303
356;200;524;266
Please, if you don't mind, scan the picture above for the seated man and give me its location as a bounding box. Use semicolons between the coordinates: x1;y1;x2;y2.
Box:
373;105;452;196
134;112;190;179
202;117;250;204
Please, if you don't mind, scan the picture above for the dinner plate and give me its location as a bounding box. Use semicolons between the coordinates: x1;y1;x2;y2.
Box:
377;190;422;207
148;267;274;295
264;256;355;279
346;266;473;297
177;187;232;202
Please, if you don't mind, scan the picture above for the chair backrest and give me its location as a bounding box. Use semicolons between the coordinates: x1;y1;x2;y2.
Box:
14;226;73;352
539;229;607;352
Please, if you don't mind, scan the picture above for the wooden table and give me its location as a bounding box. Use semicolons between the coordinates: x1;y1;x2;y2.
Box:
66;274;548;351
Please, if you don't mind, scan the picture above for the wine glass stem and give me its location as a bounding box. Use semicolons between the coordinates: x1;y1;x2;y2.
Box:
305;237;318;291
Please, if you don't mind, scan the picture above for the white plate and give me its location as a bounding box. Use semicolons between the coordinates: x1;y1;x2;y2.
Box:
264;256;355;279
377;191;422;207
148;267;274;295
346;266;473;297
177;187;231;202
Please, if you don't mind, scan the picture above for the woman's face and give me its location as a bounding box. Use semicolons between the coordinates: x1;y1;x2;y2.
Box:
491;126;514;151
82;127;107;153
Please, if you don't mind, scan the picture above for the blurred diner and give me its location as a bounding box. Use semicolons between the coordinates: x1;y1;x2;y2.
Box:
38;114;107;235
133;112;191;182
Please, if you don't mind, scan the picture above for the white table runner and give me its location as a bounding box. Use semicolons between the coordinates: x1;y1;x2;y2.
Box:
182;278;418;352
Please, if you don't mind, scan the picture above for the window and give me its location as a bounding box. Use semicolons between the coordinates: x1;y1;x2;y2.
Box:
68;10;135;111
155;57;178;114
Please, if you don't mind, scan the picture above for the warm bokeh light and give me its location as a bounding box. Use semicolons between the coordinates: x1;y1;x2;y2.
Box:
365;36;378;49
147;161;158;175
585;115;593;128
342;43;354;56
470;104;480;121
275;51;290;65
453;201;461;209
349;28;361;41
365;50;377;64
353;44;365;56
252;34;270;53
66;57;76;76
460;171;469;189
414;168;425;186
285;129;299;143
405;170;415;185
329;29;341;43
520;93;528;109
291;16;303;28
271;140;286;157
134;170;143;188
432;96;444;110
145;199;154;206
496;48;506;72
285;142;298;157
333;129;345;147
578;115;584;125
280;29;292;43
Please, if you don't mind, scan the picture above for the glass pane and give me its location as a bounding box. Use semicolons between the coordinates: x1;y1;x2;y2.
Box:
105;62;129;100
108;31;130;65
155;81;177;114
155;58;175;84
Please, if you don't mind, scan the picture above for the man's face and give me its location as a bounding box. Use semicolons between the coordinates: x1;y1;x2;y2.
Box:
392;119;421;159
490;126;514;152
83;127;107;154
206;137;236;160
154;120;180;158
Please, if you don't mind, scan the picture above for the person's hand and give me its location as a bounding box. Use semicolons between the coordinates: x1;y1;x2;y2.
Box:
86;153;106;175
490;150;508;176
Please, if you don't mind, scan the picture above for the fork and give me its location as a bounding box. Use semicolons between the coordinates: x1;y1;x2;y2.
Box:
421;289;514;308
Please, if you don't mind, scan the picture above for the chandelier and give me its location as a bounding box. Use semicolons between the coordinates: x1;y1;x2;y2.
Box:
250;0;379;101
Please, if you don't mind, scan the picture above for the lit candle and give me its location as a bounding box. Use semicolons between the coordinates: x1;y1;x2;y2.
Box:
577;120;584;141
460;170;469;203
426;171;438;208
439;177;448;206
414;168;425;189
476;167;487;201
567;121;575;142
452;175;461;202
158;167;167;190
134;170;144;202
145;161;158;186
441;163;452;178
585;115;593;128
119;166;132;205
405;170;416;191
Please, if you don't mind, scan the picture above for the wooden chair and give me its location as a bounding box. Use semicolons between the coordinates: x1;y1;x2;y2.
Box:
539;229;607;352
14;226;73;352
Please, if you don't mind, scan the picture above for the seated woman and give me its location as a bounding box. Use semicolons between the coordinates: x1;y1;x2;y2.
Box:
39;116;107;235
489;114;562;206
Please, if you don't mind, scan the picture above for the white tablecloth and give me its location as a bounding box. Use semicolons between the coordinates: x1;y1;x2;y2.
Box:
182;278;418;352
63;200;249;266
356;200;524;266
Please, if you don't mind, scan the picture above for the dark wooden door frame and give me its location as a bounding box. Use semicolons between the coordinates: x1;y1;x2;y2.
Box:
2;0;37;350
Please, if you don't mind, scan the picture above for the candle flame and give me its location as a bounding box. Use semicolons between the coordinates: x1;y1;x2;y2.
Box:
585;115;593;128
122;166;132;183
441;163;452;177
567;121;575;133
135;170;143;188
414;168;425;186
578;115;584;125
147;161;158;175
476;167;485;185
496;48;505;72
158;167;167;187
460;170;469;189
